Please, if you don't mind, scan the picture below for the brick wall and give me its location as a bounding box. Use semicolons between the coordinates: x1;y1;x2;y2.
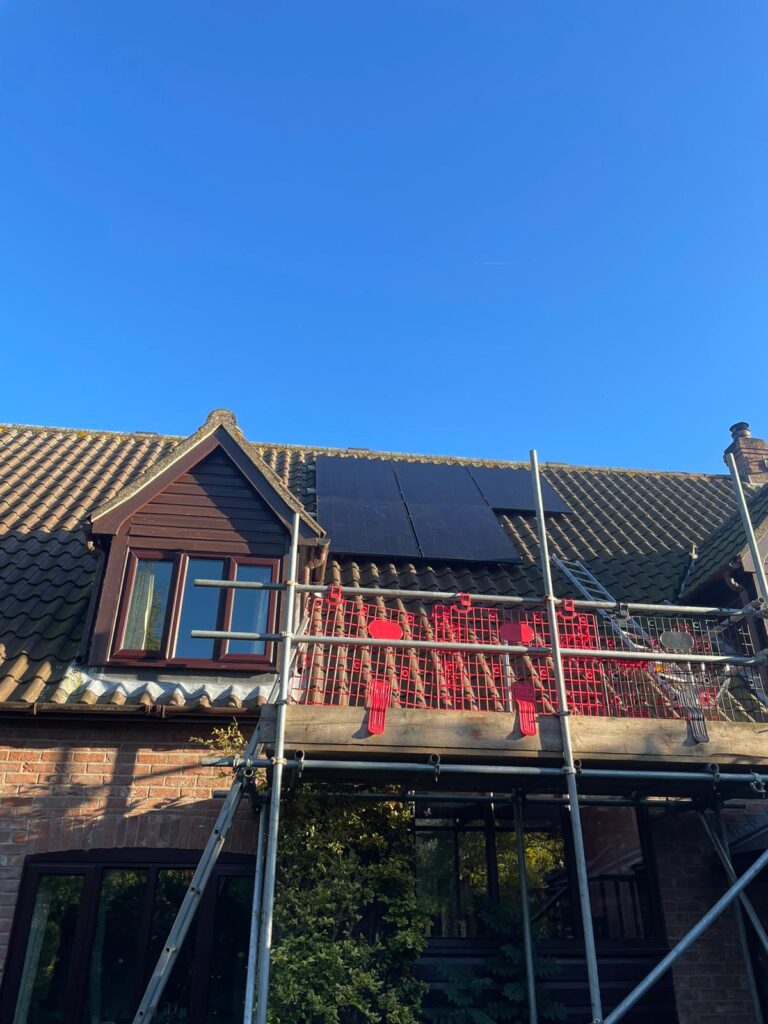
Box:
651;808;754;1024
0;717;258;986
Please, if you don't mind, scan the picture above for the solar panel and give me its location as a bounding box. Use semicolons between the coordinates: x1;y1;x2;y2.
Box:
315;495;420;558
406;503;522;563
394;462;485;505
315;455;401;501
468;467;571;514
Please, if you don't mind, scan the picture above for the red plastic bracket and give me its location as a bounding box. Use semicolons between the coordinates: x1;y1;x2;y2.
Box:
512;682;537;736
366;678;390;735
458;592;472;612
560;599;576;619
326;584;342;606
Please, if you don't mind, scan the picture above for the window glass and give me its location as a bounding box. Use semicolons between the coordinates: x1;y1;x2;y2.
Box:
205;875;253;1023
496;829;570;940
12;874;84;1024
84;869;149;1024
580;806;653;940
416;828;457;938
123;560;173;651
148;869;196;1021
175;559;225;659
228;564;273;656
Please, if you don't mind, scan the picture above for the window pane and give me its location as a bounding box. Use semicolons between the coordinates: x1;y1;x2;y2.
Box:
496;830;570;940
147;869;196;1021
416;830;457;938
123;560;173;651
13;874;84;1024
83;869;149;1024
457;830;488;937
205;875;253;1023
228;564;273;656
580;806;652;940
175;558;225;659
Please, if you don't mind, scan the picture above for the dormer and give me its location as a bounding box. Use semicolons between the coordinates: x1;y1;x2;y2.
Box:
85;410;325;671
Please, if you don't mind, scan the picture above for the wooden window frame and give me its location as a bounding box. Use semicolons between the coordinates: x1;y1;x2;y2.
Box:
110;549;280;671
0;850;254;1024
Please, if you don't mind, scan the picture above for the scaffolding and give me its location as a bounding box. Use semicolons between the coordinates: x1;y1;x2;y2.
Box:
131;450;768;1024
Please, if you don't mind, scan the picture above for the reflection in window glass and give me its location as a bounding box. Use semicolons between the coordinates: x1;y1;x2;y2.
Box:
228;564;273;656
205;875;253;1023
149;870;195;1022
123;561;173;651
175;559;225;659
580;806;652;940
496;830;570;939
13;874;84;1024
416;830;457;938
458;830;487;937
85;869;149;1024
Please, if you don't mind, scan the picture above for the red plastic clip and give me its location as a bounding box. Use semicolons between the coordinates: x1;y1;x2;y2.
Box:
326;583;342;606
512;682;537;736
458;592;472;612
366;678;390;735
560;599;576;619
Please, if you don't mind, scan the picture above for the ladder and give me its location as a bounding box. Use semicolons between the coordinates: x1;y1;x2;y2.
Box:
551;557;652;651
551;556;709;743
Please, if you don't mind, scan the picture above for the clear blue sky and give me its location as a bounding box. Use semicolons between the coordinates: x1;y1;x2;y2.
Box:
1;2;766;473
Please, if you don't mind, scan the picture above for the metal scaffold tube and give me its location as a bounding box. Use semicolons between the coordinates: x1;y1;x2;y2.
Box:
529;449;603;1024
726;451;768;605
603;845;768;1024
699;809;768;958
253;512;301;1024
514;797;538;1024
243;804;269;1024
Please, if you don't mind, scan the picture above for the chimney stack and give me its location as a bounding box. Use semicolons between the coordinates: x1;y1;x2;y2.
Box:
724;422;768;486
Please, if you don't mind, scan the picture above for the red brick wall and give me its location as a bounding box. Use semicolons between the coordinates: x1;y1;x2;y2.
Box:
651;808;753;1024
0;718;258;986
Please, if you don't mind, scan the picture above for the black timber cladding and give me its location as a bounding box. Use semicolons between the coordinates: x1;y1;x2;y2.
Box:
315;455;529;562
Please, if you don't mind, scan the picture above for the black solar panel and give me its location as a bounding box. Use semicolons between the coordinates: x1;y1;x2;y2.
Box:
315;455;401;501
394;462;486;505
315;495;420;558
406;503;522;563
468;467;571;514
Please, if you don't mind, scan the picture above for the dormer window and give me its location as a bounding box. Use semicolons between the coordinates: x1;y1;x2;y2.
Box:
112;553;278;667
85;411;324;672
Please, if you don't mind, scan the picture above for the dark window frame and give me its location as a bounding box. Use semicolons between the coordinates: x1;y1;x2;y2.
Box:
110;549;280;670
0;849;255;1024
415;802;667;950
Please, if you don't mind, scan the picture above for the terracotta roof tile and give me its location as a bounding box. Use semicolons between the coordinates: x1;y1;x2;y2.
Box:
0;418;743;709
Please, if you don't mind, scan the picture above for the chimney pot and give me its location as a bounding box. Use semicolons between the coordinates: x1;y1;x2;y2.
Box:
730;422;751;440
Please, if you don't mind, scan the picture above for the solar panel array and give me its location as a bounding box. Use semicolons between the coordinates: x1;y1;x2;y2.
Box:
315;456;572;563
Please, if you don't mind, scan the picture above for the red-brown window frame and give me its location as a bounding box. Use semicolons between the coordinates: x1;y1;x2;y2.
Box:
110;549;280;670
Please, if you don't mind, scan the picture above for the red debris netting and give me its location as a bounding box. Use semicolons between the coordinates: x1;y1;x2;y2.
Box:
292;590;768;732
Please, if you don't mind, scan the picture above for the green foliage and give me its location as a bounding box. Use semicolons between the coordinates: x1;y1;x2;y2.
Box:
423;901;566;1024
196;724;433;1024
268;791;433;1024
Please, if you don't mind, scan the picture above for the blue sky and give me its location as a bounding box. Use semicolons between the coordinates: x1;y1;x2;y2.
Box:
1;1;766;472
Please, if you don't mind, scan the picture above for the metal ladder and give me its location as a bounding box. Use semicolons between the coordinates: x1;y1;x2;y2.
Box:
551;556;653;651
551;556;709;742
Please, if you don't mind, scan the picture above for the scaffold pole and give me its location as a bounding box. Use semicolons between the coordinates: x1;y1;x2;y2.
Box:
530;449;603;1024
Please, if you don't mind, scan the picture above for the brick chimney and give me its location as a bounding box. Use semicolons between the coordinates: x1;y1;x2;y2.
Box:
724;422;768;486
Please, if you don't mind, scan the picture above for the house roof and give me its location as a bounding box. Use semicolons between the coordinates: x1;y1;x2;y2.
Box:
680;481;768;597
0;413;748;711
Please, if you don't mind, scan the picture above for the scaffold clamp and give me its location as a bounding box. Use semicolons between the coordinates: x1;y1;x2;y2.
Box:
429;753;441;781
750;772;767;797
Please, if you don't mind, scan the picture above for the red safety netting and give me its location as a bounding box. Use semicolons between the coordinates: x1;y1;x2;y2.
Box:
292;591;767;734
